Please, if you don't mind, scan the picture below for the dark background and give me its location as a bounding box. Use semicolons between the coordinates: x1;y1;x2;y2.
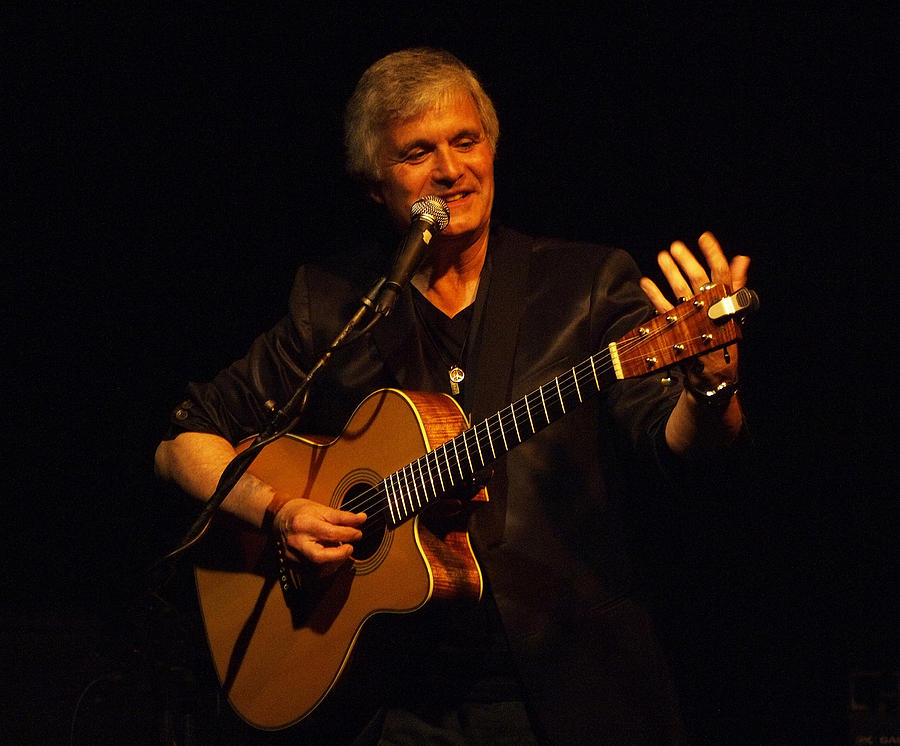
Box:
4;4;897;743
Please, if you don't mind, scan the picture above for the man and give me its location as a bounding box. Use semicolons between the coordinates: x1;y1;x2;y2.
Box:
156;48;749;743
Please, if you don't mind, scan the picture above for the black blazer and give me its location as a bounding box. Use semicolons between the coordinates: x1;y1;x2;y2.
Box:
172;223;686;742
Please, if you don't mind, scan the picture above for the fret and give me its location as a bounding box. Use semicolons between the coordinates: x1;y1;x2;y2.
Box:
385;476;398;525
419;453;439;502
421;457;433;502
539;385;549;423
439;443;455;487
450;437;464;481
430;445;442;489
412;461;427;507
572;366;582;403
496;411;509;452
409;460;420;508
524;392;536;434
393;472;408;520
388;472;401;520
589;354;600;391
399;468;412;514
409;465;420;510
555;377;566;414
460;432;474;474
426;448;446;492
395;467;407;514
578;363;592;396
400;471;412;516
472;422;485;466
485;419;496;459
402;466;414;513
471;430;485;471
510;402;522;443
423;453;437;498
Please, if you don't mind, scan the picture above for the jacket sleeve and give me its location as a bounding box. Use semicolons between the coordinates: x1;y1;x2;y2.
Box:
588;247;685;472
163;266;326;445
592;246;751;485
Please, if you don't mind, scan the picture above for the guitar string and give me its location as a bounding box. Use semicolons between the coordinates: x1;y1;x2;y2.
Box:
338;301;714;524
339;301;712;524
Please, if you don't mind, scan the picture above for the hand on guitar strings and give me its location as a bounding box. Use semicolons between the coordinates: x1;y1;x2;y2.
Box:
273;497;368;576
639;231;751;397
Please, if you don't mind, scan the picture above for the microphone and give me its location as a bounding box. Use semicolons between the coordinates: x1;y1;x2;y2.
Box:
375;195;450;316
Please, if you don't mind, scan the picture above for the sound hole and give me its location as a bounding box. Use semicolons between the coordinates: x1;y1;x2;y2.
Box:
344;482;386;562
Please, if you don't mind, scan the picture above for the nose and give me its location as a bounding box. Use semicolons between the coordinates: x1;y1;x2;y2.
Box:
431;146;463;185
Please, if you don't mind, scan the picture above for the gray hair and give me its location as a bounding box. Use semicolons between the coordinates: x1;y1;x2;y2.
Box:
344;48;500;184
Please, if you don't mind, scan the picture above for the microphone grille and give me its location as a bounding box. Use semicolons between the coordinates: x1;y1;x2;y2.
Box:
410;196;450;232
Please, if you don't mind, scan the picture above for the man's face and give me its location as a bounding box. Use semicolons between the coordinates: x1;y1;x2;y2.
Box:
371;92;495;248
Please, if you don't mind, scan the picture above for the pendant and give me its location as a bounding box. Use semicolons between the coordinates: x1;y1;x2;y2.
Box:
448;365;465;395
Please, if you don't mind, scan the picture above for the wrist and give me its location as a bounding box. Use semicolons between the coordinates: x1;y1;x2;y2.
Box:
683;379;739;408
262;490;294;533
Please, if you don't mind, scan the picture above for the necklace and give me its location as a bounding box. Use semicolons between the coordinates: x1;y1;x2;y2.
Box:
448;364;465;395
412;289;474;396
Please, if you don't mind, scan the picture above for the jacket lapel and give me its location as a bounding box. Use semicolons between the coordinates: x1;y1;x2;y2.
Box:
467;226;534;547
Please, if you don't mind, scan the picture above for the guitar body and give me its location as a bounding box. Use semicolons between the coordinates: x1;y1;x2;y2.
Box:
194;389;486;730
190;283;757;732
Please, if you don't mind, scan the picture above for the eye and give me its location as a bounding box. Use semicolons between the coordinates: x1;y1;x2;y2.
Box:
404;149;428;163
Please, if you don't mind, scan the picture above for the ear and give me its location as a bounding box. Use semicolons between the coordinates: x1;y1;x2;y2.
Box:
367;184;384;205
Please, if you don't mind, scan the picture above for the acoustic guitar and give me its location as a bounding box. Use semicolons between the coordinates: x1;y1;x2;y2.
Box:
194;284;757;730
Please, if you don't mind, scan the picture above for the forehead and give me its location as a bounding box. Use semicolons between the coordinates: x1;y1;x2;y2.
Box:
382;93;484;148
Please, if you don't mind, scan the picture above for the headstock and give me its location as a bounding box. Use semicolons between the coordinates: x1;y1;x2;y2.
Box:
610;285;759;380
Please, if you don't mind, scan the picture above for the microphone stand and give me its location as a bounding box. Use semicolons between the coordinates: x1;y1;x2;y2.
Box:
151;194;448;584
151;275;387;581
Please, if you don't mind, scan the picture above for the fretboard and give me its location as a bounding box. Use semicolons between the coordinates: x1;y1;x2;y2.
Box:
383;348;616;526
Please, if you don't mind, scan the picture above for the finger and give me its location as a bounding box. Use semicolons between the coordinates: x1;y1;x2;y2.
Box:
639;276;673;313
304;542;355;564
669;241;710;292
316;521;365;544
325;506;368;526
697;232;731;286
730;254;751;291
656;249;694;301
283;530;355;564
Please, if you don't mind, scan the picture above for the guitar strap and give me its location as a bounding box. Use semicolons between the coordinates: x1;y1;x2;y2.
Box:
466;226;534;548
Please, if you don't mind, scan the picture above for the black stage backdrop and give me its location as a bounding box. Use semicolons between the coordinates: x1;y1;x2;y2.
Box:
5;4;897;743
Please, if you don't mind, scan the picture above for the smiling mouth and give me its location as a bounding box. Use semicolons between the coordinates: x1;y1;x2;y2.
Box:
442;192;468;203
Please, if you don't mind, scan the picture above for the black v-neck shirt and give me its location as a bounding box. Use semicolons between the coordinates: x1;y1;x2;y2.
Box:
411;287;476;397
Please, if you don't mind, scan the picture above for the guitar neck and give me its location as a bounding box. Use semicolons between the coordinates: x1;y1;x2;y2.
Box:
383;348;617;526
381;283;754;526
